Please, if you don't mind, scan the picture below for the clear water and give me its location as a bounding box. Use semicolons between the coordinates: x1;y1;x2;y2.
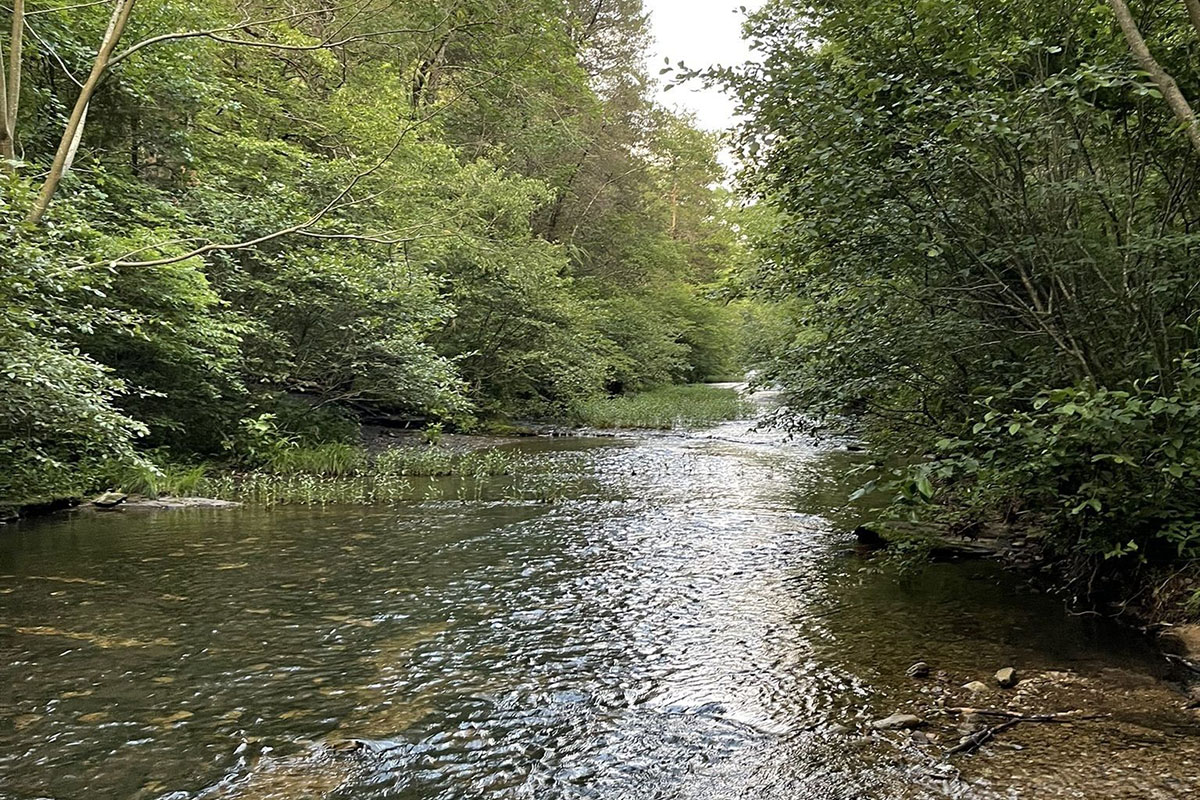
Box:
1;416;1197;799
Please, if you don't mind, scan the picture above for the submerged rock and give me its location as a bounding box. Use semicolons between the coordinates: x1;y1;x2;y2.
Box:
1159;625;1200;662
3;496;81;523
995;667;1019;688
853;524;886;549
906;661;931;678
963;680;990;694
870;712;924;730
92;492;128;508
123;496;241;510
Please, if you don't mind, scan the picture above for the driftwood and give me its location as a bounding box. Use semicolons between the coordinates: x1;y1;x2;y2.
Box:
946;719;1020;755
944;707;1091;721
942;708;1107;756
852;522;1003;560
1164;652;1200;675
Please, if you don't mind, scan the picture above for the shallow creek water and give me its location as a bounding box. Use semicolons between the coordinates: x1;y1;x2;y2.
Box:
2;413;1199;799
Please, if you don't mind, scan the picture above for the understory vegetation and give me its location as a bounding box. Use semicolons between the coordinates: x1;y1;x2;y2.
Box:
725;0;1200;615
0;0;751;508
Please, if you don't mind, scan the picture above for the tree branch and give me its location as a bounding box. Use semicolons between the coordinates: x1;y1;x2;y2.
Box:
107;9;466;69
24;0;111;15
1183;0;1200;38
1110;0;1200;155
26;0;134;223
96;79;493;269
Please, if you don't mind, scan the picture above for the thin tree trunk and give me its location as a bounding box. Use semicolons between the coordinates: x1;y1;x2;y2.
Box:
62;102;88;176
411;35;449;107
1110;0;1200;155
669;179;678;236
0;0;13;167
0;43;9;166
27;0;135;224
1183;0;1200;38
7;0;22;140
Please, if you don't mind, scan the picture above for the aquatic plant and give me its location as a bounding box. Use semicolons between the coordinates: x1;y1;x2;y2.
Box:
266;443;366;477
110;461;209;499
572;384;753;430
199;445;584;506
202;471;416;506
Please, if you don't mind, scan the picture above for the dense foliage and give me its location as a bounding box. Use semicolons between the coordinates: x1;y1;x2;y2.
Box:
0;0;744;505
727;0;1200;608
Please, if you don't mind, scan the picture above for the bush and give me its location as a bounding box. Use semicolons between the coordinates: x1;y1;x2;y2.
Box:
899;356;1200;584
0;324;149;503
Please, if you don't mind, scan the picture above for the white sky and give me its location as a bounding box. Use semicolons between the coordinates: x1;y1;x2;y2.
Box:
644;0;763;133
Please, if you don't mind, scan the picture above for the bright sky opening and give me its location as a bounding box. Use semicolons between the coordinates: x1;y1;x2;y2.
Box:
644;0;763;133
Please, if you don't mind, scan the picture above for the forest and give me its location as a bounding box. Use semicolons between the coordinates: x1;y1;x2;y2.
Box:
0;0;746;506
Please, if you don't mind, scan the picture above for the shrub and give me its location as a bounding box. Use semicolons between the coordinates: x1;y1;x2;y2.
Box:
897;356;1200;586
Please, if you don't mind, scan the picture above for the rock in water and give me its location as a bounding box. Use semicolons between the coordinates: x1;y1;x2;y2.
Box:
995;667;1019;688
92;492;128;508
1158;625;1200;661
962;680;990;694
870;713;924;730
853;524;886;549
906;661;931;678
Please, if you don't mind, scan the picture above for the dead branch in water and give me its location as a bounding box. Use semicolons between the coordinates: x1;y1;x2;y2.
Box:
946;719;1021;755
942;708;1109;756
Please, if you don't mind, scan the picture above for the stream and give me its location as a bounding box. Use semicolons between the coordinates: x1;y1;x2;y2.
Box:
2;405;1199;799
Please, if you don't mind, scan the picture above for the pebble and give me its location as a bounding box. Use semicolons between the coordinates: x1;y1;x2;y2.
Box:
906;661;931;678
871;712;925;730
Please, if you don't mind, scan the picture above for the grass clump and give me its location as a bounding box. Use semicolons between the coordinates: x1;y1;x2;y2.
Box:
108;461;210;499
266;443;365;477
200;444;537;506
572;384;753;430
203;471;416;505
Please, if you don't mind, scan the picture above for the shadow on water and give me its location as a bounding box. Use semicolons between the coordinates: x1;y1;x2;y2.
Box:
0;402;1197;799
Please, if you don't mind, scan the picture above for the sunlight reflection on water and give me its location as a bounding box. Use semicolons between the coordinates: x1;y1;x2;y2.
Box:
1;400;1197;799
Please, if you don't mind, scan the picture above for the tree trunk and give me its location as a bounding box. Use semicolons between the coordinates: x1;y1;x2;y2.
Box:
669;179;678;237
27;0;136;224
7;0;22;143
0;40;10;165
0;0;17;167
1183;0;1200;38
1110;0;1200;156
